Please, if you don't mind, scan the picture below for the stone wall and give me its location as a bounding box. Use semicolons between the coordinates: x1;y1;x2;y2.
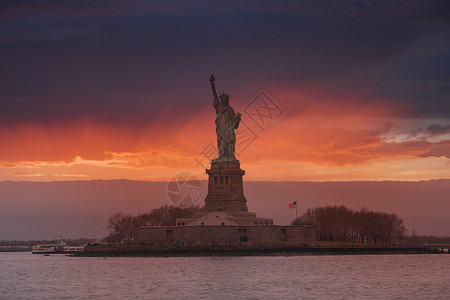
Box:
133;225;317;246
82;245;438;256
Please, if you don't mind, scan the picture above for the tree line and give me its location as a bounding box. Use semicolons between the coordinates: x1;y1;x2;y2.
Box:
292;205;407;244
107;205;200;243
107;204;409;245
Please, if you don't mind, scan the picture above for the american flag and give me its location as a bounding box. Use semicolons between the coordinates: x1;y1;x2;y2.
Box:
288;201;297;209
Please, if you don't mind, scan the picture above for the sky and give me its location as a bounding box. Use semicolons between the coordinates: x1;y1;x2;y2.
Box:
1;0;450;182
2;180;450;239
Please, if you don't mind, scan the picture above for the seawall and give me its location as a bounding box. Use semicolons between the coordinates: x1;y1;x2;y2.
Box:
80;245;441;257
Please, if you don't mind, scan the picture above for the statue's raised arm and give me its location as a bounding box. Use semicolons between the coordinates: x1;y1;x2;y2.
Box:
209;74;219;105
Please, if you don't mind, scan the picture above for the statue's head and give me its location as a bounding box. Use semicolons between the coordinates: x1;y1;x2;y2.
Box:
220;92;231;105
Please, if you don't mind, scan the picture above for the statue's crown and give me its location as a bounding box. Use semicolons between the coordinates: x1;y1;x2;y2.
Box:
219;92;231;98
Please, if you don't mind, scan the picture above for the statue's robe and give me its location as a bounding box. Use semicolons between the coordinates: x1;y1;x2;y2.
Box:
214;99;239;161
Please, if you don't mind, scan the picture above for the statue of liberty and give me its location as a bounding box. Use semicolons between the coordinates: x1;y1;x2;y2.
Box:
209;74;241;162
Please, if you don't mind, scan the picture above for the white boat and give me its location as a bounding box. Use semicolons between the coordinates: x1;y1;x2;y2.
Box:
32;241;85;254
32;244;60;254
32;241;66;254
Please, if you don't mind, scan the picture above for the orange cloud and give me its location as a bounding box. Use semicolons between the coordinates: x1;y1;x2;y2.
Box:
0;92;448;182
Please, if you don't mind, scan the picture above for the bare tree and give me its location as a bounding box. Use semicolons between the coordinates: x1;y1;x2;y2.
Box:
292;205;407;244
106;205;200;244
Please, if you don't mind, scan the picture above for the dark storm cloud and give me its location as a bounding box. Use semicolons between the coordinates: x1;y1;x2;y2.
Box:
410;124;450;138
427;124;450;135
1;0;449;128
2;0;449;22
0;0;181;19
419;140;450;159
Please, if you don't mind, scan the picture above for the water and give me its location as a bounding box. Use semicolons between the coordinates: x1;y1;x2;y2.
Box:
0;253;449;299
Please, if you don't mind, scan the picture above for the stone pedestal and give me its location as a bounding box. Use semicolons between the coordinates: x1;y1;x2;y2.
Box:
202;161;248;213
176;161;273;226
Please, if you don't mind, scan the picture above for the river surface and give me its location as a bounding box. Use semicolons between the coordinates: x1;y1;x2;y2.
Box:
0;252;449;299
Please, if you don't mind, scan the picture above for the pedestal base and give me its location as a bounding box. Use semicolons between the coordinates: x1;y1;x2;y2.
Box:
176;161;274;227
202;161;248;213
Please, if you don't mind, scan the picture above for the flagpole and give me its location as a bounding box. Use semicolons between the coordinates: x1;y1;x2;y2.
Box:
296;201;298;219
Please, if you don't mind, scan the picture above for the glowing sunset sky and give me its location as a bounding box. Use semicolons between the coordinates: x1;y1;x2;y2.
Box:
1;0;449;182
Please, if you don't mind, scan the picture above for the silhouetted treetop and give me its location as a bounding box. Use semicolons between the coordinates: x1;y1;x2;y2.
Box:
107;205;200;243
292;205;406;244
